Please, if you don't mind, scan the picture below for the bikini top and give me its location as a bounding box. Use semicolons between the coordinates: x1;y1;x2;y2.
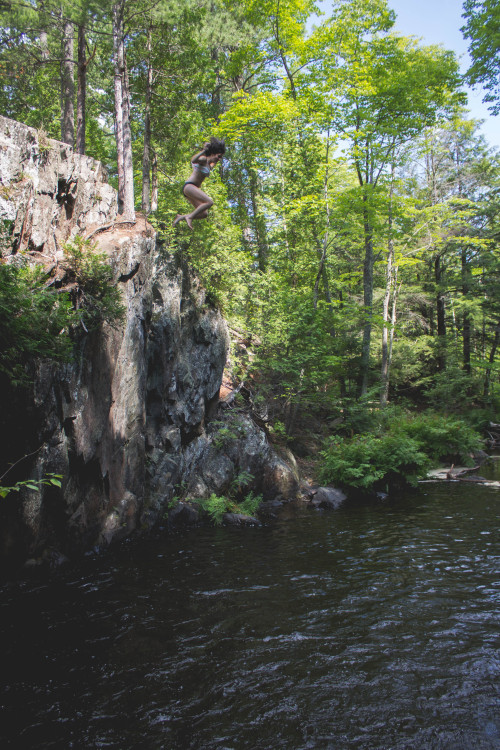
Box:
193;163;210;176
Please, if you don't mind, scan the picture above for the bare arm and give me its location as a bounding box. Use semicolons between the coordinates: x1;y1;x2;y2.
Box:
191;143;209;166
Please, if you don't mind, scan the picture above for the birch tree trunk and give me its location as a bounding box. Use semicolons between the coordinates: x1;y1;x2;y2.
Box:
380;244;393;405
435;254;447;370
360;195;374;396
151;150;158;213
39;30;49;60
380;168;395;405
61;19;74;147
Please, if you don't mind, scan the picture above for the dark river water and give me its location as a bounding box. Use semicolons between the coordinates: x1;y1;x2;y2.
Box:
1;481;499;749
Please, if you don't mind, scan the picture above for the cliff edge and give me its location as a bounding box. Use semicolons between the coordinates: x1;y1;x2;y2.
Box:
0;116;298;571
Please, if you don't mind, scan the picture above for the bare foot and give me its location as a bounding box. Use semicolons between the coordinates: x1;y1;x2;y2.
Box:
172;214;183;227
185;216;194;230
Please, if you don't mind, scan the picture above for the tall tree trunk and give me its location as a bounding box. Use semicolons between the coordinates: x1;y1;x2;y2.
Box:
462;248;471;374
112;0;135;219
151;150;158;213
435;254;446;370
380;197;394;405
249;168;268;271
61;19;74;147
484;321;500;398
113;2;125;213
122;52;135;219
142;26;153;215
388;267;400;392
360;196;374;396
76;25;86;155
39;30;49;60
314;133;331;309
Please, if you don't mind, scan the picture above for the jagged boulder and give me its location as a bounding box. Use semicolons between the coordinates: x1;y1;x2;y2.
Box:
309;486;347;510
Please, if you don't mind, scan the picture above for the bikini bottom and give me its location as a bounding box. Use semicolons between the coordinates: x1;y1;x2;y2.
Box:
182;181;200;196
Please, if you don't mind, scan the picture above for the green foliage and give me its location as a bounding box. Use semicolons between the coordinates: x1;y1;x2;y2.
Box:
196;493;231;525
63;236;125;331
193;490;263;525
462;0;500;114
320;410;483;491
238;491;263;517
2;0;500;471
320;432;429;491
231;469;254;493
396;412;483;463
211;424;241;450
0;473;62;499
0;263;76;386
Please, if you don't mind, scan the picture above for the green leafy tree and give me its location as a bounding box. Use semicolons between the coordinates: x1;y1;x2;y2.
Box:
462;0;500;114
306;0;463;394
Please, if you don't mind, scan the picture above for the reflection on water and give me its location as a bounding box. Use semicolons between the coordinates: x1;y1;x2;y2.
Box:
1;484;499;749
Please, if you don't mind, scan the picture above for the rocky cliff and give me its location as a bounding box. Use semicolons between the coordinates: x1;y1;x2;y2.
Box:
0;116;298;571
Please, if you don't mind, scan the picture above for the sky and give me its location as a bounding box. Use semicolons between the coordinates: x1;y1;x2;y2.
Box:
316;0;499;149
388;0;499;148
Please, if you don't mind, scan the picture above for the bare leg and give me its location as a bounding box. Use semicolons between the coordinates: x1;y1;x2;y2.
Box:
173;184;213;229
172;213;195;230
186;200;212;222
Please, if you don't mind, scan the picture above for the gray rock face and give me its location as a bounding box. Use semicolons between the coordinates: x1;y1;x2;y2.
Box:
0;115;117;258
0;119;299;569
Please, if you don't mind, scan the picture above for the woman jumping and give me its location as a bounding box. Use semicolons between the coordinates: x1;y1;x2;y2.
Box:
173;138;226;229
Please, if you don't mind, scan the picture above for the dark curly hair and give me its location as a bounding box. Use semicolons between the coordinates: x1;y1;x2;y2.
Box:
204;137;226;157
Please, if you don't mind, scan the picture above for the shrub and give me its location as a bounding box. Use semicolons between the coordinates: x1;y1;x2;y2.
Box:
320;410;484;492
193;490;263;525
396;412;483;464
0;263;76;386
320;433;429;491
63;236;125;331
238;491;263;517
196;493;230;525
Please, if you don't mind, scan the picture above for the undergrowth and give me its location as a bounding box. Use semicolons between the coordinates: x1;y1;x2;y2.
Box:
63;235;125;331
320;410;483;493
